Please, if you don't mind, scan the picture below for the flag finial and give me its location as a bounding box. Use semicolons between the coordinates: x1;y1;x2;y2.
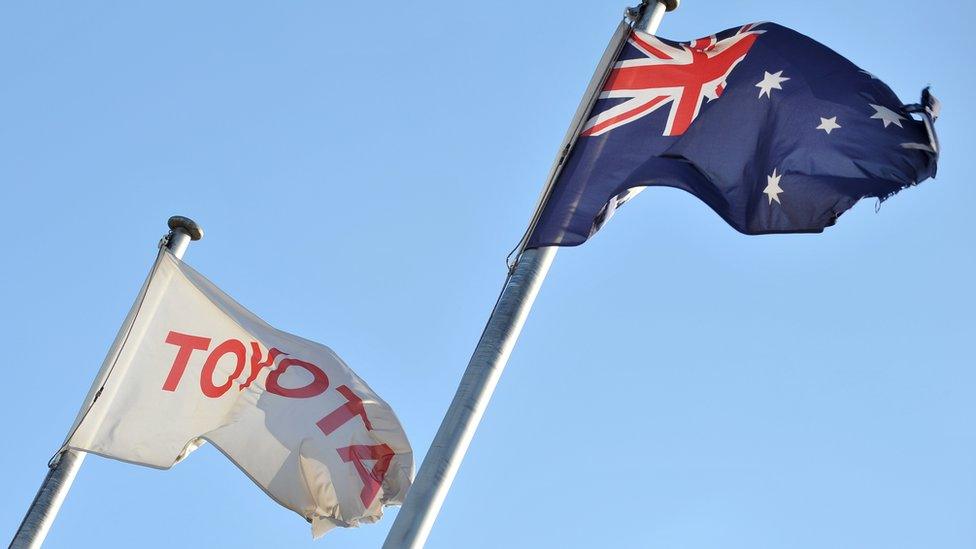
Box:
167;215;203;241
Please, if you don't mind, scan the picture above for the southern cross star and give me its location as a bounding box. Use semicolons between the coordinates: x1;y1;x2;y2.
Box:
817;116;841;134
756;70;790;98
869;104;905;128
764;168;784;204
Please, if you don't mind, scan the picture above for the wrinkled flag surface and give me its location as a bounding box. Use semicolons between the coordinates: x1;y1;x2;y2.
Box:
67;250;413;537
527;22;939;247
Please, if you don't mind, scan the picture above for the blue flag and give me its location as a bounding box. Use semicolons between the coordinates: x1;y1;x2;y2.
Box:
526;22;939;248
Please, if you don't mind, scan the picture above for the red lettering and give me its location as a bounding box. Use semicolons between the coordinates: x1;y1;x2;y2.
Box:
266;358;329;398
239;342;286;391
200;339;247;398
336;443;395;508
316;385;373;436
162;331;211;391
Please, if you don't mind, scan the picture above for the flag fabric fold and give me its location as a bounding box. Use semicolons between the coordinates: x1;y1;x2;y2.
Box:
67;250;413;537
527;22;939;248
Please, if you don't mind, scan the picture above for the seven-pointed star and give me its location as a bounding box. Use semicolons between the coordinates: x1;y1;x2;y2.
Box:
817;116;841;134
756;70;790;98
764;168;784;204
869;104;905;128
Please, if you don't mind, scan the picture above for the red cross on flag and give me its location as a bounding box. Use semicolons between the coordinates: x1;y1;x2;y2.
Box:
66;250;413;537
581;23;762;137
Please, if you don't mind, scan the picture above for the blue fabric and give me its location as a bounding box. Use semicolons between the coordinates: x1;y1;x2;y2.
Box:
527;23;939;248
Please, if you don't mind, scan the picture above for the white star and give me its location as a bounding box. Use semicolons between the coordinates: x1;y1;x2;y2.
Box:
756;70;790;98
763;168;784;205
869;104;905;128
816;116;841;134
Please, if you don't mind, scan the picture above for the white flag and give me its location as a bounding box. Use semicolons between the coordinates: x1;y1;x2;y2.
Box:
67;250;413;537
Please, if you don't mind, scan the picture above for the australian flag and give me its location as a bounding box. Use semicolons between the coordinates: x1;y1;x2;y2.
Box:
526;22;939;248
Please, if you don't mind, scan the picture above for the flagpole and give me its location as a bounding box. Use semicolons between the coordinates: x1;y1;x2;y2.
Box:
383;2;677;547
10;216;203;549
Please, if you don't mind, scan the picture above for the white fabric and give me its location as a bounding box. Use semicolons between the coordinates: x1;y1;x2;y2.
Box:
68;250;413;537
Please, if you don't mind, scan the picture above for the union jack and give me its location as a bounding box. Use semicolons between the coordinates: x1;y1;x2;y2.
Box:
581;23;765;137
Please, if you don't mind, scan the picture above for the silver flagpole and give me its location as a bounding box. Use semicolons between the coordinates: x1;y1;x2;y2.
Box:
383;2;677;547
10;216;204;549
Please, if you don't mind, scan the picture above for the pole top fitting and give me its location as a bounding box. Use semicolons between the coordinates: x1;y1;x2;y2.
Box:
167;215;204;241
627;0;679;25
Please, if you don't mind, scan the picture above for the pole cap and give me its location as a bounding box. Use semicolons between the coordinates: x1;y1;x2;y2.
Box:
661;0;679;11
167;215;204;241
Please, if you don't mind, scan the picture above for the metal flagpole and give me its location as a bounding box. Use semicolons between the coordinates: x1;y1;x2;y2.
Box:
383;2;677;547
10;216;204;549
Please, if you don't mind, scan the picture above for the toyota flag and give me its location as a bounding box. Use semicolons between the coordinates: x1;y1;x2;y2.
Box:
66;249;413;537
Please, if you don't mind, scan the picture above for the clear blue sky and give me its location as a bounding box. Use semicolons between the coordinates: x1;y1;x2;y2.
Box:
2;1;972;547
